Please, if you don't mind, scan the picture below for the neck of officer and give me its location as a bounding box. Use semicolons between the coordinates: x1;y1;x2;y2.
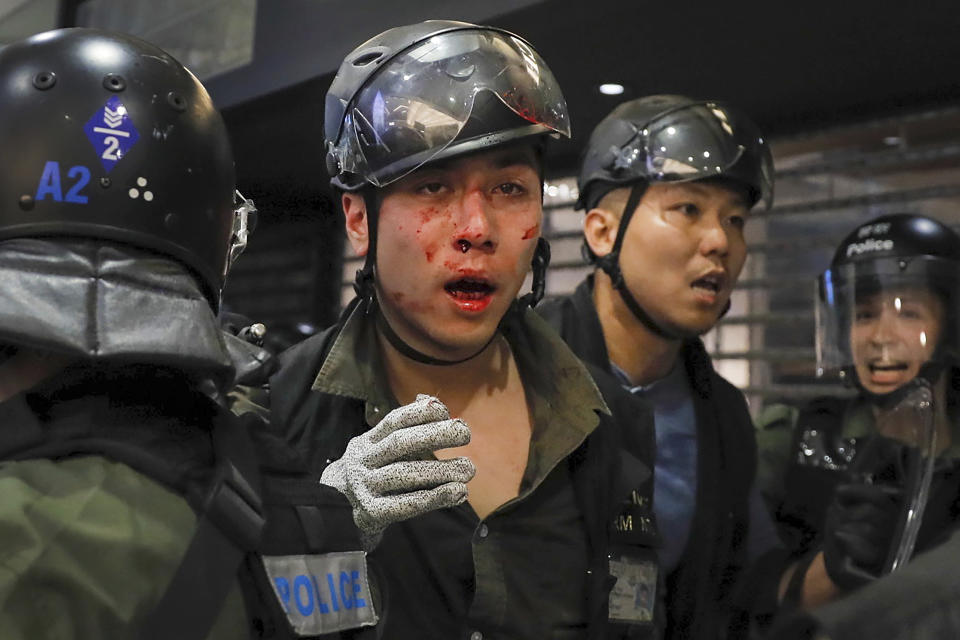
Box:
592;269;682;387
0;349;74;403
377;327;514;417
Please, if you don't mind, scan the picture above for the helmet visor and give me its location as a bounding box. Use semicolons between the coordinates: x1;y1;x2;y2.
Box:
815;257;958;390
330;29;570;187
617;102;774;209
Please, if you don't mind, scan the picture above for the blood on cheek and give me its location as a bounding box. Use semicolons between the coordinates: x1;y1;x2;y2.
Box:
413;205;449;263
521;224;539;240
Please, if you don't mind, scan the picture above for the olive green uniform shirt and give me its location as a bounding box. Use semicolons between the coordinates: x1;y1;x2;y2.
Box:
0;456;247;639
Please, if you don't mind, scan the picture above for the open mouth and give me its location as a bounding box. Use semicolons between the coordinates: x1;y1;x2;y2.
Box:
866;361;912;386
691;273;724;296
869;362;909;374
444;278;496;301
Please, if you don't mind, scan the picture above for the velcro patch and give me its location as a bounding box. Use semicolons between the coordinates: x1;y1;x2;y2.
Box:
262;551;377;635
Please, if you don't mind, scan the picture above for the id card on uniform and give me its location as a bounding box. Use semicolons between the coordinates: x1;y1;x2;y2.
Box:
608;552;659;624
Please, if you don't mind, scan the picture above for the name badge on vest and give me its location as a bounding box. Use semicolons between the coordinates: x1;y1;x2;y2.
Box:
262;551;378;635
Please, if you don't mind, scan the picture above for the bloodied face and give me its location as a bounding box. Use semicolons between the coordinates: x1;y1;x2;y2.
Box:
343;145;542;360
850;287;945;395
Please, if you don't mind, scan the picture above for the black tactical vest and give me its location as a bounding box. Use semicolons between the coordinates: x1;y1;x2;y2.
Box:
0;366;379;640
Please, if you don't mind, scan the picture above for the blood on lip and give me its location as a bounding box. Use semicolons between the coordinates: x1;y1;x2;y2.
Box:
446;284;493;312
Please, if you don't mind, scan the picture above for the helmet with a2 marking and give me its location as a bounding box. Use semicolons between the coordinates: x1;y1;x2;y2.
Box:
0;27;245;305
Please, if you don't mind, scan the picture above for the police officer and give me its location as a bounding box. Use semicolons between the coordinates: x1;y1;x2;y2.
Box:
0;28;375;639
263;20;658;639
756;213;960;609
538;95;786;638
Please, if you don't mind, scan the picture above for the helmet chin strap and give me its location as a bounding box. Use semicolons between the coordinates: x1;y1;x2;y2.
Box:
355;194;550;367
373;298;498;366
595;183;683;341
519;237;550;308
353;191;379;310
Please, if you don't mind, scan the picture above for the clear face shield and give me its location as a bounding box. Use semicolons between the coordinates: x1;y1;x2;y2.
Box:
815;259;953;388
327;28;570;187
614;102;774;210
815;256;957;575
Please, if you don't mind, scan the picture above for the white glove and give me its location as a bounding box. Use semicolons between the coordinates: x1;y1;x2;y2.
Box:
320;394;476;550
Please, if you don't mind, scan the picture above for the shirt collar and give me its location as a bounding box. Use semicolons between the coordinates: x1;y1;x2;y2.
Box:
311;300;396;426
311;299;609;443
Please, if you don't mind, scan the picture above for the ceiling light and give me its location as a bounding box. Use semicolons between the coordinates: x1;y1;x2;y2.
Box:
599;83;624;95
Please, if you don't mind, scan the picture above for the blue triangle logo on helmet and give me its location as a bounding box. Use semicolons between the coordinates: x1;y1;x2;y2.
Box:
83;95;140;172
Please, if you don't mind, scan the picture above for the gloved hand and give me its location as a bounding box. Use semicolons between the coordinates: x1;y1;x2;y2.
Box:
320;394;476;551
822;482;902;590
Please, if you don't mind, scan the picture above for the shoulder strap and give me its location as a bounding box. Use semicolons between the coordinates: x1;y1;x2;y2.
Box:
139;409;266;640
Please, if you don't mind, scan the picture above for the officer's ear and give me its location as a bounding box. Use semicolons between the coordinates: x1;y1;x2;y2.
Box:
342;191;370;257
583;206;620;259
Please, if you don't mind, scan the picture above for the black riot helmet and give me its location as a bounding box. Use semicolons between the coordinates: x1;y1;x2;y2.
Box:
577;94;773;212
324;19;570;191
0;28;245;307
816;214;960;389
577;94;773;339
323;20;568;366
